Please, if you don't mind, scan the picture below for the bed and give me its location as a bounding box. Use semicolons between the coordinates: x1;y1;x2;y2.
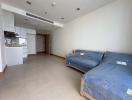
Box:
81;52;132;100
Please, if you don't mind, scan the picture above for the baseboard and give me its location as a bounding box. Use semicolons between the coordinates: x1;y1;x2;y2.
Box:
0;65;7;76
37;51;46;54
28;54;37;56
51;54;65;59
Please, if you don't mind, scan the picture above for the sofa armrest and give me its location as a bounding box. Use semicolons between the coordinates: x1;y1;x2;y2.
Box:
66;53;74;58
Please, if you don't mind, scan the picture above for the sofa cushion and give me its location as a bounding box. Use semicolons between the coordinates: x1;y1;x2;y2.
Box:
69;56;98;67
67;52;103;68
103;52;132;68
74;50;104;62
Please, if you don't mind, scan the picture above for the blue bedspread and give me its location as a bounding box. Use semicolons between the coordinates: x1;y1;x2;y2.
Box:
83;52;132;100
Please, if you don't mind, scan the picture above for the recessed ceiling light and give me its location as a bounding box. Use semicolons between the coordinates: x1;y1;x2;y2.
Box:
76;8;80;11
44;12;48;15
24;19;28;21
51;2;56;7
26;1;32;5
52;25;55;27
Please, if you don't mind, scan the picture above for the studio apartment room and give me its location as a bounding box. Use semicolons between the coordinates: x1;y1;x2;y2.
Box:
0;0;132;100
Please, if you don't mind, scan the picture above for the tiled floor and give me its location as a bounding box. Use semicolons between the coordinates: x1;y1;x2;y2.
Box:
0;54;85;100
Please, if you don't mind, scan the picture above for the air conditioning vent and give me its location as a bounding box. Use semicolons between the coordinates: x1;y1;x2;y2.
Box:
26;12;54;24
1;3;63;27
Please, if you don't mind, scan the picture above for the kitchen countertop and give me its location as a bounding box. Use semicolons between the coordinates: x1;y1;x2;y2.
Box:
5;44;23;47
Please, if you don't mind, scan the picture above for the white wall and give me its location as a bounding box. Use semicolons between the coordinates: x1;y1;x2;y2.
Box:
27;29;37;55
27;34;36;55
0;38;6;72
2;10;15;32
0;41;3;72
51;0;132;57
0;1;6;72
36;35;45;52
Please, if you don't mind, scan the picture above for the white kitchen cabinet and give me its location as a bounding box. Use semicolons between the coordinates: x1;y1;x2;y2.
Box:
27;34;36;55
15;26;37;57
20;27;27;38
23;46;28;58
15;27;36;37
15;26;21;35
27;29;36;34
5;47;23;66
15;27;27;38
3;10;15;32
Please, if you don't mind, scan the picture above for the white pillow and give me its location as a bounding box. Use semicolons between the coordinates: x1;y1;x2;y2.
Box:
80;53;84;56
127;89;132;96
116;61;127;66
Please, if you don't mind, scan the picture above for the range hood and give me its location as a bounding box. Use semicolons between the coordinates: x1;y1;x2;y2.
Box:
1;3;64;27
4;31;21;38
4;31;16;37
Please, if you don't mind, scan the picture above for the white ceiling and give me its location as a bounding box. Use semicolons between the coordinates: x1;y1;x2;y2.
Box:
2;0;115;32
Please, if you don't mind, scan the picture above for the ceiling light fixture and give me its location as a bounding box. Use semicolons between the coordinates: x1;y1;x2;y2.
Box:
61;17;64;20
1;3;64;28
76;8;80;11
44;12;48;15
51;2;56;7
26;1;32;5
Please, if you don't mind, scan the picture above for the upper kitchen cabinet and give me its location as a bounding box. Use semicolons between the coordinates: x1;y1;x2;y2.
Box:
20;28;27;38
15;26;21;35
27;29;36;35
2;10;15;32
15;26;27;38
